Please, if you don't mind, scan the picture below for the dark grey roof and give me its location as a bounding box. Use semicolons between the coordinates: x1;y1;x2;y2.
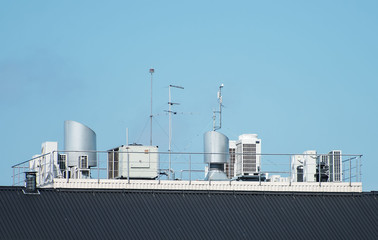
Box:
1;186;378;240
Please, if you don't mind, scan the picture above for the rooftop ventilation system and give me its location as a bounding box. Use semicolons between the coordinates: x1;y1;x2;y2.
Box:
204;131;229;180
64;120;97;168
108;145;158;180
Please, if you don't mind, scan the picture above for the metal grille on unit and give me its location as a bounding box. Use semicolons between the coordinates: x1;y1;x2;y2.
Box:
78;156;89;169
243;143;257;172
58;154;67;170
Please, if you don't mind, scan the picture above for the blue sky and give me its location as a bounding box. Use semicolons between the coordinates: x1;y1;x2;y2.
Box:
1;1;377;190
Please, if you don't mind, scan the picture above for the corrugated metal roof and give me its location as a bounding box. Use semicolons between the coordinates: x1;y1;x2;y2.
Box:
0;186;377;240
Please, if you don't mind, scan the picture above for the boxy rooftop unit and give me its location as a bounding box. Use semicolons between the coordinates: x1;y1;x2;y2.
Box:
108;144;158;180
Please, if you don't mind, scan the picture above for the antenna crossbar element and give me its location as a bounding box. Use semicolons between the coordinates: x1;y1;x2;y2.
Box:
170;85;184;89
168;102;180;105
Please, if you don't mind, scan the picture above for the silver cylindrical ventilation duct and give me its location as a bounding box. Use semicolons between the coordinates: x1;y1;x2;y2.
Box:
204;131;229;181
64;120;97;167
204;131;229;164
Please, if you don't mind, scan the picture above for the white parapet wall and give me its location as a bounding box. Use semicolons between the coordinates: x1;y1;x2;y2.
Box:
47;179;363;193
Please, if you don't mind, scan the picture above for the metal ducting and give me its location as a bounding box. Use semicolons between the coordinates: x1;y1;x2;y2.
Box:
204;131;229;181
64;120;97;167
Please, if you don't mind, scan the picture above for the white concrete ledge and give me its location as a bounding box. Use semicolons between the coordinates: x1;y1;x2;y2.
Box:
45;179;362;193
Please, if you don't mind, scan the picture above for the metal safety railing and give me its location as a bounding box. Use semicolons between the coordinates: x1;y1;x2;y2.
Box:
11;151;363;187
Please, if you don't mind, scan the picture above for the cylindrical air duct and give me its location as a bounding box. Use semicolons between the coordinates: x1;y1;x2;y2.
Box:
64;120;97;167
204;131;229;180
204;131;229;164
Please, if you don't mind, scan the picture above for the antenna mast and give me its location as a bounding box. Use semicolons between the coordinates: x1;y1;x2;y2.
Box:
149;68;154;146
167;84;184;180
213;84;224;131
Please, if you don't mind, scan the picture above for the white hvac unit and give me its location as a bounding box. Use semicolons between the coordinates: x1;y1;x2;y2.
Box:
29;142;59;185
291;155;304;182
108;145;158;179
224;140;236;179
235;134;261;177
303;150;317;182
329;150;342;182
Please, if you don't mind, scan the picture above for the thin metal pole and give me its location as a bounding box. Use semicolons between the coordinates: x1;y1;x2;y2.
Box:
149;69;154;146
219;85;222;130
167;84;184;180
169;86;171;180
126;128;129;146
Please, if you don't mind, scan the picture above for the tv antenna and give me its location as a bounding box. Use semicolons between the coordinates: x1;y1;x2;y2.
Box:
166;84;184;179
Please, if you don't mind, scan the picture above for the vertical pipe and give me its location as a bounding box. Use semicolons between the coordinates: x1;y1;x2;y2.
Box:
12;167;15;186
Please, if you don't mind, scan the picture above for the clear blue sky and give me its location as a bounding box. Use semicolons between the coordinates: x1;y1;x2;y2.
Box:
1;1;377;190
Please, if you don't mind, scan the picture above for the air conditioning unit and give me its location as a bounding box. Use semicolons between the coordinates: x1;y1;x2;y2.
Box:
58;154;67;171
108;145;158;179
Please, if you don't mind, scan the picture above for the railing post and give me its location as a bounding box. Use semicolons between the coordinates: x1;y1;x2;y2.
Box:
359;156;362;183
66;152;69;183
189;155;191;185
355;156;358;182
97;151;100;184
113;151;115;179
259;166;261;186
289;155;292;187
18;166;20;186
158;152;160;184
349;157;352;187
51;151;54;184
127;148;130;184
318;154;321;187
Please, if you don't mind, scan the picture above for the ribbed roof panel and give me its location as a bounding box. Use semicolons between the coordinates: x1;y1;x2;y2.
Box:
0;187;377;240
